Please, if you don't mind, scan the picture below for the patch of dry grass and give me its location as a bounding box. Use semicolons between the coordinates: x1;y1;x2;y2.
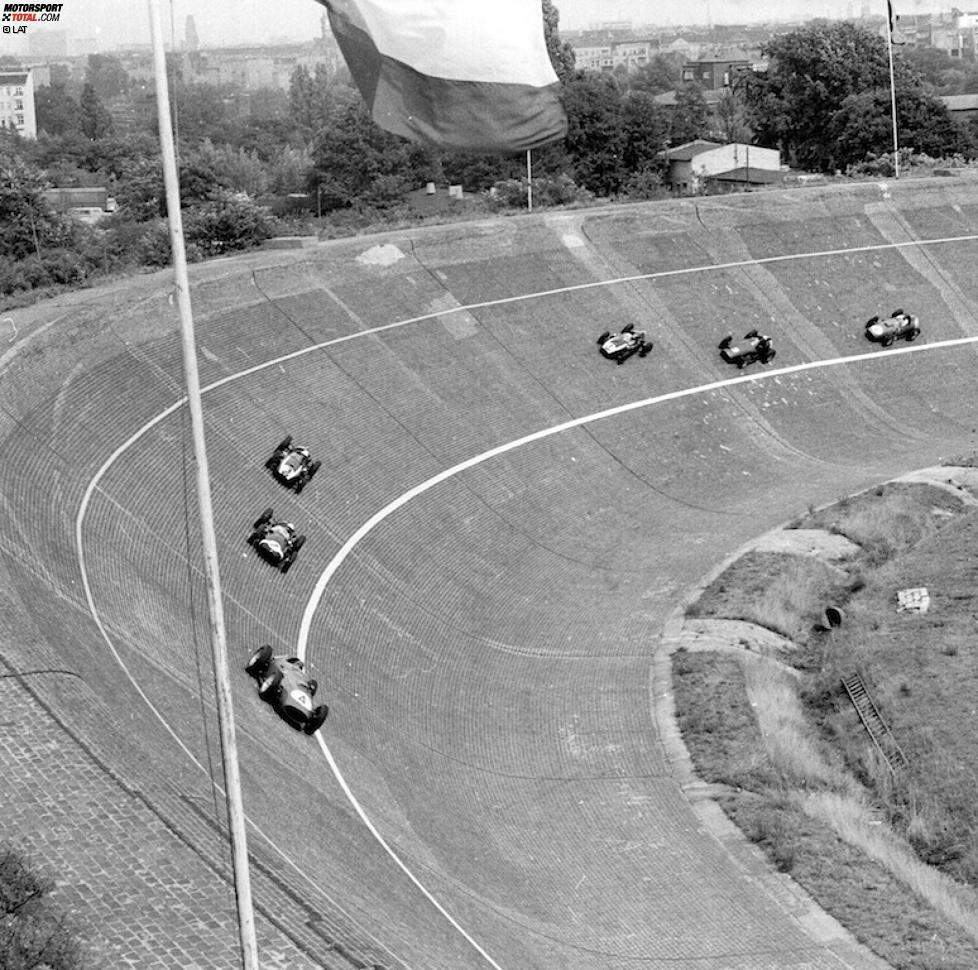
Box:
675;477;978;968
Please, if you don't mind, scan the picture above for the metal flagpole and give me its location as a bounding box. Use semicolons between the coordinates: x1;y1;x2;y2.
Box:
146;2;260;967
885;0;900;179
526;149;533;212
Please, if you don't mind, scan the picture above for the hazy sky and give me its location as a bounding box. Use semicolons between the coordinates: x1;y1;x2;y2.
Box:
1;0;935;54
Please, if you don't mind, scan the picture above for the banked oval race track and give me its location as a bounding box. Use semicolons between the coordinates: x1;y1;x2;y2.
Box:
3;177;978;970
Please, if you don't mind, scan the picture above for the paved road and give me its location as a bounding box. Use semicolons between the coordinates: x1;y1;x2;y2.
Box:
2;177;977;969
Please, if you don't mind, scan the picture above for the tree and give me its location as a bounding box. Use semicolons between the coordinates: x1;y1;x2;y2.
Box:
0;158;76;260
830;88;966;165
620;91;670;172
309;97;427;208
542;0;575;83
85;53;130;100
34;82;81;138
742;21;922;170
670;84;710;145
563;71;625;195
289;64;354;133
79;83;114;141
714;90;752;144
628;54;683;95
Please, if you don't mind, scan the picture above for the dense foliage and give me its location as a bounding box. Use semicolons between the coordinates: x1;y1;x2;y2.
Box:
743;21;968;171
3;16;978;307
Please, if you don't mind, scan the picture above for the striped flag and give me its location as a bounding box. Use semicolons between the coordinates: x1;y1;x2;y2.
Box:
887;0;906;44
314;0;568;154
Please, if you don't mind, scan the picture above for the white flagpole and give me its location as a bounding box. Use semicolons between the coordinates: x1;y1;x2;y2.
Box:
885;0;900;179
526;149;533;212
146;3;260;967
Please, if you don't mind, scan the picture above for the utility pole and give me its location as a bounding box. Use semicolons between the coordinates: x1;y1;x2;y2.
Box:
146;2;260;967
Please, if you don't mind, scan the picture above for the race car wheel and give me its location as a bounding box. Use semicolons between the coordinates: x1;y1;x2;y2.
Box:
764;349;777;363
307;679;318;696
258;670;283;700
294;477;306;494
907;328;920;342
718;335;732;350
293;535;306;554
621;323;634;334
304;704;329;735
881;334;894;347
736;358;747;369
265;455;279;470
597;331;610;345
891;308;904;318
280;558;293;574
245;644;273;678
308;460;321;477
275;436;292;452
253;507;273;530
246;531;261;547
865;316;879;327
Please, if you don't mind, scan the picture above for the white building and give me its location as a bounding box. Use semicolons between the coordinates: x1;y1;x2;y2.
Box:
0;68;36;139
661;140;782;194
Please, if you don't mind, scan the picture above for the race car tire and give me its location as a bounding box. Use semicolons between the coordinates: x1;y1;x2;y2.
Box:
307;679;318;696
621;323;634;334
865;316;879;327
309;461;321;477
253;508;273;530
881;334;894;347
245;644;273;678
265;455;279;470
764;349;777;363
718;335;732;350
304;705;329;735
597;332;610;345
745;329;759;339
275;436;292;452
247;531;261;547
891;308;904;318
294;477;306;494
639;343;653;357
280;558;293;574
293;535;306;553
258;670;283;700
907;329;920;342
616;357;626;365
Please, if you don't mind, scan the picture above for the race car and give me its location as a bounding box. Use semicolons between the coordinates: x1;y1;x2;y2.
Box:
596;323;654;365
265;435;321;493
247;508;305;573
245;645;328;735
864;309;921;347
718;330;776;368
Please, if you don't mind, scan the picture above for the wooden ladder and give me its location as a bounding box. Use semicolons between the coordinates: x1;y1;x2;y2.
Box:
841;672;909;773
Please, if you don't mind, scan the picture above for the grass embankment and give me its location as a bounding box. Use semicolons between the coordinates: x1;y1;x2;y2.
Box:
676;480;978;970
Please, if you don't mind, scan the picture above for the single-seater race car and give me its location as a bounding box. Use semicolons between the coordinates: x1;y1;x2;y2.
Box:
247;508;305;573
718;330;776;368
864;309;921;347
245;645;328;735
596;323;654;365
266;435;321;493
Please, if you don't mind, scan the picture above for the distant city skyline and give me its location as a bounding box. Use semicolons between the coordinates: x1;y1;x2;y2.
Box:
0;0;950;58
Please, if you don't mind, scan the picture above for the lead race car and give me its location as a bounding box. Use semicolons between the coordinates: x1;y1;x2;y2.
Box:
266;435;321;493
864;308;921;347
247;508;305;573
718;330;776;368
245;645;328;735
596;323;654;364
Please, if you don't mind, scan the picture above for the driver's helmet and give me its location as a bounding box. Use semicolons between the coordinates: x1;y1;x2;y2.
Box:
286;522;295;531
297;447;309;457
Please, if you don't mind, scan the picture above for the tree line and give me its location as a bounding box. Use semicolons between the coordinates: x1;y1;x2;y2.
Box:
2;16;978;308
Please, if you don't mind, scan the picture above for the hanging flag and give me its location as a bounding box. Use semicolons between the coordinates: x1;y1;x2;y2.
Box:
886;0;906;45
314;0;568;154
